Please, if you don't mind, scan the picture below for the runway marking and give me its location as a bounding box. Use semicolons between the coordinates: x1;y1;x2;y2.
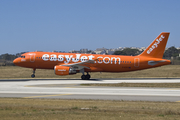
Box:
64;86;92;88
25;85;92;88
168;88;180;90
23;94;71;98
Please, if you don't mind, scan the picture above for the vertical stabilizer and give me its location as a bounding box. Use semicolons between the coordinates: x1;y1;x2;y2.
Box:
139;32;170;58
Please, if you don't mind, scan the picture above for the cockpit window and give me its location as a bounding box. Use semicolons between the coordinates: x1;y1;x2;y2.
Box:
20;56;25;58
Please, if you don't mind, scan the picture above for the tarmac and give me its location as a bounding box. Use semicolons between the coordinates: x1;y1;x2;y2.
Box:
0;78;180;102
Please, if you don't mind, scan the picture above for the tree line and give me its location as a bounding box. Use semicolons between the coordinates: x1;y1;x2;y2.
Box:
113;46;180;58
0;52;26;66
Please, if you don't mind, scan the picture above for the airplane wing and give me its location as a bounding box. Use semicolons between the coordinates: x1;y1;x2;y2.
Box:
60;59;96;70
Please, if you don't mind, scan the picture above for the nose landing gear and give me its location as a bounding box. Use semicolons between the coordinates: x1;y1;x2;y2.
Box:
31;69;36;78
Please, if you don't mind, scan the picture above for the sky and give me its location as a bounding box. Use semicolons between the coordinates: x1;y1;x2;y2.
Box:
0;0;180;55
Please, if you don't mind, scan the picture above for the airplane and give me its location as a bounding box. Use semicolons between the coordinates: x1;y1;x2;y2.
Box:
13;32;171;80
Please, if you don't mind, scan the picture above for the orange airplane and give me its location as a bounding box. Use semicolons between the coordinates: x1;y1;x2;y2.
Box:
13;32;171;80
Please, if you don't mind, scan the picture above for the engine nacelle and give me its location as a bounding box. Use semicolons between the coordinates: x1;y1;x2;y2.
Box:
54;65;76;75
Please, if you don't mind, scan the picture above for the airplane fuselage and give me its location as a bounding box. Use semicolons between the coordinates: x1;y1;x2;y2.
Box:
14;52;171;72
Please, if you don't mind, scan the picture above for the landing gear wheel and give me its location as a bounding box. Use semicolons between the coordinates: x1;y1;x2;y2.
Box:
81;74;91;80
86;74;90;80
81;75;86;80
31;74;35;78
80;70;91;80
31;68;36;78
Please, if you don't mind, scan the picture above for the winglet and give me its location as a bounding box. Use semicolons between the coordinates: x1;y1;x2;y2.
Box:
139;32;170;58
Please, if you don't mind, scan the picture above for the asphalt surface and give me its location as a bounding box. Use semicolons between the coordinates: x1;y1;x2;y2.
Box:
0;78;180;102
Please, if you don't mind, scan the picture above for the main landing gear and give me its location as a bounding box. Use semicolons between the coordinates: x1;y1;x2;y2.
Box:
81;73;91;80
31;69;36;78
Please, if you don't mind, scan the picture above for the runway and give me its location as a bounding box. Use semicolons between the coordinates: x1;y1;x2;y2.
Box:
0;78;180;102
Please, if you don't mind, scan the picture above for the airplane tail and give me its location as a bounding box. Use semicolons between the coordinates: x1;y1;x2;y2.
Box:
139;32;170;58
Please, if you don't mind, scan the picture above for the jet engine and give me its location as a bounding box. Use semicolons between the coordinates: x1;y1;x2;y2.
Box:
54;65;76;75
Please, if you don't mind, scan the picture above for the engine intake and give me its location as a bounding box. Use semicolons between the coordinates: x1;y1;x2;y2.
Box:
54;66;76;75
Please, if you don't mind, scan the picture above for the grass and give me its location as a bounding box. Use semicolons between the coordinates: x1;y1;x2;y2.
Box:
0;65;180;79
0;98;180;120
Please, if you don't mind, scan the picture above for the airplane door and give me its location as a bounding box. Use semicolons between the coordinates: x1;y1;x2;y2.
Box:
30;54;35;62
134;58;139;67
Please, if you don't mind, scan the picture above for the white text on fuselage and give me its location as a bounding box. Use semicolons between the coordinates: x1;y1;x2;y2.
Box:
42;54;121;64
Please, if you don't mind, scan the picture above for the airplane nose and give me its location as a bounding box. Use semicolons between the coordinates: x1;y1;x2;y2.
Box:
13;58;20;65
